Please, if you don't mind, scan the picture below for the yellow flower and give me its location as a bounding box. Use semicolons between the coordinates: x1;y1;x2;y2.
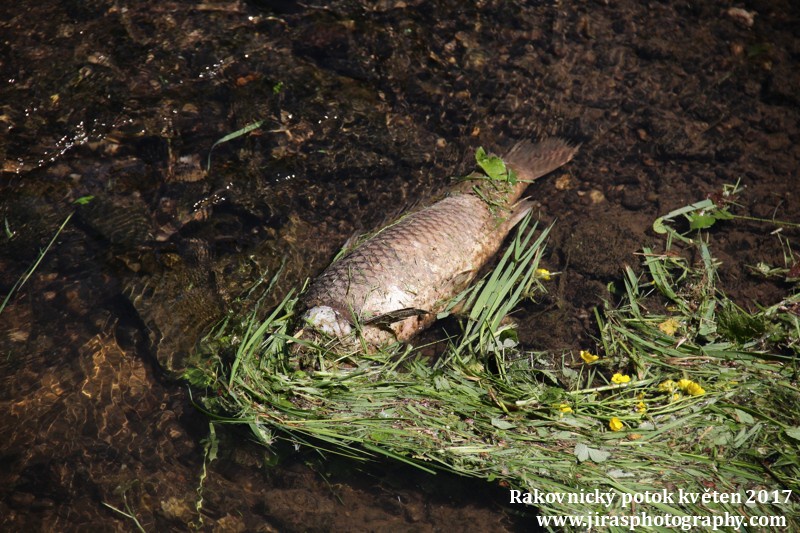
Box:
535;268;552;280
686;381;706;396
636;401;647;414
611;373;631;384
580;350;599;363
676;379;705;396
686;383;705;396
609;417;624;431
658;380;676;392
672;393;681;402
558;403;573;414
658;318;680;336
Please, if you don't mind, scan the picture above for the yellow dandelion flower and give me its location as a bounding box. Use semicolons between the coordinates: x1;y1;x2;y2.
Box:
672;393;681;402
676;378;693;390
580;350;599;363
611;373;631;384
609;417;624;431
658;318;680;336
636;401;647;413
558;403;573;414
535;268;552;281
658;380;676;392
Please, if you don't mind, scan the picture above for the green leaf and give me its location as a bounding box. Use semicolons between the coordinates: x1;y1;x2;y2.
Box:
434;375;451;391
588;447;611;463
652;216;668;235
204;422;219;462
561;366;578;380
687;213;718;230
784;427;800;441
574;442;589;462
74;195;95;205
476;146;514;183
574;442;610;463
370;430;394;443
687;209;733;230
491;418;516;430
207;120;265;170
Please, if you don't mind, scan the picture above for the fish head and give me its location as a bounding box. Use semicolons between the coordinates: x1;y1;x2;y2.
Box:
301;305;352;338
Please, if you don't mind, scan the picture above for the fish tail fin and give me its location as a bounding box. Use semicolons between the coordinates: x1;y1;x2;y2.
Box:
504;137;579;185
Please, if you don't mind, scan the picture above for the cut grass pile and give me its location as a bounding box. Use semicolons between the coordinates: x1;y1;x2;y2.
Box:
187;201;800;530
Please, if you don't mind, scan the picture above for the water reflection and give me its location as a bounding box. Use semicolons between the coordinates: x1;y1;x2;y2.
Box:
0;1;523;529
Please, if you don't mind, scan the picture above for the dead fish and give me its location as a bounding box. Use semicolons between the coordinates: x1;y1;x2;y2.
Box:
298;138;578;350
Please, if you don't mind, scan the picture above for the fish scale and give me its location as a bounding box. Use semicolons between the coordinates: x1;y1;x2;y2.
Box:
299;138;578;349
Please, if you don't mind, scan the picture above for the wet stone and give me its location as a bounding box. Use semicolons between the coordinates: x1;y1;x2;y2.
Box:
621;186;649;210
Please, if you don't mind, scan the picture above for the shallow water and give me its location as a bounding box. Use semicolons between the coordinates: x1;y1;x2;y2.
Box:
2;0;798;530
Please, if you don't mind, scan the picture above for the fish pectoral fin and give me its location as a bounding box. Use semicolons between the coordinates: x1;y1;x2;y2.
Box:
506;198;535;229
362;307;429;326
451;269;476;291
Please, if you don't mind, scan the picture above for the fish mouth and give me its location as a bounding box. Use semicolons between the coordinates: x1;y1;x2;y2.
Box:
302;305;352;337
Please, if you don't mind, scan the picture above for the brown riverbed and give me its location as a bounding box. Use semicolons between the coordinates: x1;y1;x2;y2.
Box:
1;0;798;530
